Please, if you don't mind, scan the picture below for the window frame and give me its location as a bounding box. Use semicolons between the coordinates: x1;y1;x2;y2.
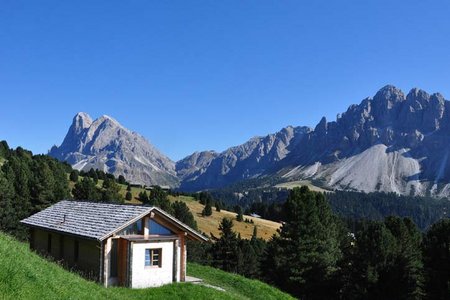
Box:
145;248;162;268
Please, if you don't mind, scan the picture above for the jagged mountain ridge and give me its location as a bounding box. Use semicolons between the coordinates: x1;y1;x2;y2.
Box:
50;85;450;196
49;113;178;187
178;85;450;197
176;126;312;190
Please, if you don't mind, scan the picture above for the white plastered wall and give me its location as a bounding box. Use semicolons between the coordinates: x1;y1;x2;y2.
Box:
131;240;180;288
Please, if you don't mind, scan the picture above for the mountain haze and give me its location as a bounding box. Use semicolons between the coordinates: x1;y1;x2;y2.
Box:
49;113;178;187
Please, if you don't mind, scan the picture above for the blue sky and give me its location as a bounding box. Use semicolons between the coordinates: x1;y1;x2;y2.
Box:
1;1;450;161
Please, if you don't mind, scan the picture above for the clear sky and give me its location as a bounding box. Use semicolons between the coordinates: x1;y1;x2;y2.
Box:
1;1;450;161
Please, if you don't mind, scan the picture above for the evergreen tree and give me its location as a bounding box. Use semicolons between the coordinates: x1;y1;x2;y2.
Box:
118;175;126;185
125;191;132;201
252;225;258;240
384;216;424;299
72;177;100;201
262;186;342;299
148;186;173;213
236;206;244;222
69;170;79;182
0;171;20;236
100;178;123;203
149;186;167;205
172;200;198;230
2;157;32;219
202;199;213;217
344;217;424;300
126;184;132;191
30;159;56;210
138;191;149;204
211;218;241;273
215;201;221;212
423;219;450;300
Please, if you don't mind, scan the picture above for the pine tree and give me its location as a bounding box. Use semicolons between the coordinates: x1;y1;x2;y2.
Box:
101;178;123;203
215;201;221;212
0;171;19;236
211;218;240;273
202;199;213;217
69;170;79;182
125;191;132;201
252;225;258;240
423;219;450;300
263;186;342;299
236;205;244;222
138;191;149;204
172;201;198;230
72;177;100;201
118;175;126;185
344;217;424;300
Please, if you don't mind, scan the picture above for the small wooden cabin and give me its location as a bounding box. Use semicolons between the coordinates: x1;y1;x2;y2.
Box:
21;200;207;288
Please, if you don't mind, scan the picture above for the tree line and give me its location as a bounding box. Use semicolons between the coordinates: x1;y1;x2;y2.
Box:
189;186;450;300
0;142;71;240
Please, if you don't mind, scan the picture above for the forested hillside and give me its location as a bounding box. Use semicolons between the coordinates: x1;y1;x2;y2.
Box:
0;141;132;240
188;186;450;299
209;180;450;230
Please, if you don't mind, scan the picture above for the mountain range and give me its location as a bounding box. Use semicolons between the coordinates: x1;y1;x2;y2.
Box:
49;85;450;197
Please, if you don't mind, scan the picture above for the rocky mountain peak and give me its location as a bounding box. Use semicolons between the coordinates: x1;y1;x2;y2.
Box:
374;85;405;103
49;112;178;187
72;112;93;134
314;117;327;134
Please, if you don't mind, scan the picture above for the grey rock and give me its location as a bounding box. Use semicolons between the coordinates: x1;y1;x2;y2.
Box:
180;85;450;197
177;126;311;190
49;113;178;187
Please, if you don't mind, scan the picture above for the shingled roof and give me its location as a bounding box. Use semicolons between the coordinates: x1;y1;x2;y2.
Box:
21;200;153;241
21;200;208;242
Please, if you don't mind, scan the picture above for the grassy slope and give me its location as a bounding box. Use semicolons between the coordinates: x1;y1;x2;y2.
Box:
68;178;281;240
275;180;332;193
0;233;293;300
166;195;280;240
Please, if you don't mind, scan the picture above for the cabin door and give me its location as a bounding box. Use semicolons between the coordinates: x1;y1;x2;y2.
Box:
117;239;129;286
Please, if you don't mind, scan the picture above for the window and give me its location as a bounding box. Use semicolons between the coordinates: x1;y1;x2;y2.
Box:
148;220;173;235
145;249;162;267
117;220;143;235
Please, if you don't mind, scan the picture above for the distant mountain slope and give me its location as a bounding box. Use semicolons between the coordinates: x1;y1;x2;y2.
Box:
49;112;178;187
281;85;450;196
176;126;311;190
180;85;450;197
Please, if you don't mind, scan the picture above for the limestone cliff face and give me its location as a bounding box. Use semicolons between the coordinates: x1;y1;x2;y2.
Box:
49;113;178;187
179;85;450;196
280;85;450;197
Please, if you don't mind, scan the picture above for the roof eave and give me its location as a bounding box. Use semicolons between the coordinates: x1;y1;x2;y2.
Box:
20;222;99;241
